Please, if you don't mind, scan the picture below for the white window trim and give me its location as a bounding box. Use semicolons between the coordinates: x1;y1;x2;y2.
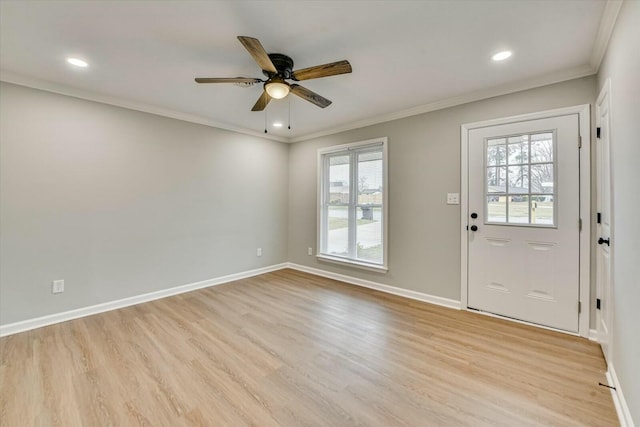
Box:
317;137;388;272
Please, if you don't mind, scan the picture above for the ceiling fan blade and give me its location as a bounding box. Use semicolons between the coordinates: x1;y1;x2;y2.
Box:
251;91;271;111
237;36;277;73
290;84;332;108
291;60;352;81
195;77;263;84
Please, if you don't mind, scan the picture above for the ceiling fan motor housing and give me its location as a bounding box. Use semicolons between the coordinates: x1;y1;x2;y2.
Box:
264;53;294;79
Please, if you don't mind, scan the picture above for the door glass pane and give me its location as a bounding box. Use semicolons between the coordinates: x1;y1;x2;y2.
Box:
531;133;553;163
487;166;507;193
508;142;528;164
326;206;348;256
487;140;506;165
356;207;382;264
508;165;529;192
357;151;383;205
487;196;506;222
328;155;349;204
530;164;553;193
508;196;529;224
531;196;554;225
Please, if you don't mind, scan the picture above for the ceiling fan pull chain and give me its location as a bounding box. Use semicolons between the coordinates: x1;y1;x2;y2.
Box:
288;97;291;130
264;108;268;134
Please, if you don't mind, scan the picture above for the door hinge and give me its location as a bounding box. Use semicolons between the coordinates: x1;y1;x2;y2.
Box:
578;301;582;313
597;298;601;310
597;212;602;224
597;127;601;139
578;135;582;148
579;218;582;231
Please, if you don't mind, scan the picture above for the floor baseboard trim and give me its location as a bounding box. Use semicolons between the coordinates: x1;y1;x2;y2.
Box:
588;328;599;342
607;364;636;427
286;263;461;310
0;263;289;337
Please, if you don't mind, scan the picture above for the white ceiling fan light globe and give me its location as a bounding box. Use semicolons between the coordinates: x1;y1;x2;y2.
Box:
265;81;290;99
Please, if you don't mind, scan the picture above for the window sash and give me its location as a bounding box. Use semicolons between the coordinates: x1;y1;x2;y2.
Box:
318;139;386;268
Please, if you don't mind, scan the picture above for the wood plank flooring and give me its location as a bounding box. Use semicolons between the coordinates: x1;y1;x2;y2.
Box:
0;269;617;426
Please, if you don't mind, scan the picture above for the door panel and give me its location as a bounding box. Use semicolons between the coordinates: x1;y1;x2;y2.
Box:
596;81;612;364
467;115;580;332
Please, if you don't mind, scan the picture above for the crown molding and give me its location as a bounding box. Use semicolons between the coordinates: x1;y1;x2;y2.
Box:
590;0;623;72
2;62;596;145
290;64;596;142
0;70;289;143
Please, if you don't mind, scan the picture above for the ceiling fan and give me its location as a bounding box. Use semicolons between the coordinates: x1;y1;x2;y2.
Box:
195;36;352;111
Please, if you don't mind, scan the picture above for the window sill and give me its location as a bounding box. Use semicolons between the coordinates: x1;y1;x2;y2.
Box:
316;254;388;273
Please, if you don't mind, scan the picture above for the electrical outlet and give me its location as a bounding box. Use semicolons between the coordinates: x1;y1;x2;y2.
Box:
52;280;64;294
308;247;313;256
257;247;262;257
447;192;460;205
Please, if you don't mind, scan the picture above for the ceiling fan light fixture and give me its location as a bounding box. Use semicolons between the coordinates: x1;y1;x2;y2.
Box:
265;79;290;99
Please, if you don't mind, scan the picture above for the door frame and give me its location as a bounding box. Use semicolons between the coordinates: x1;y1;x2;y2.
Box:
460;105;591;337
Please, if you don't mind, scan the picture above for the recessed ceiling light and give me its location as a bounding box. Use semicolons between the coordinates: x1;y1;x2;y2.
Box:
491;51;512;61
67;57;88;68
273;122;283;128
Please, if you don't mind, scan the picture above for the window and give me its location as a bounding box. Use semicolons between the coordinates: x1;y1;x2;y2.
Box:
318;138;388;271
485;132;556;226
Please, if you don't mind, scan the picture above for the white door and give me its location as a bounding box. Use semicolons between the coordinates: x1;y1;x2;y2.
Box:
467;114;581;332
596;80;613;364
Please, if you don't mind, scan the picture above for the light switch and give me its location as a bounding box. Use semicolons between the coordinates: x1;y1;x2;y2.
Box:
447;193;460;205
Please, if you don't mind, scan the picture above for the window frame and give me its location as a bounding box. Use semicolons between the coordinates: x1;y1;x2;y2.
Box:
317;137;388;272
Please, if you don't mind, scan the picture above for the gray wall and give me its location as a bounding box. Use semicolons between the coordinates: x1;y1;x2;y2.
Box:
597;0;640;421
0;77;599;327
0;82;289;325
288;76;596;302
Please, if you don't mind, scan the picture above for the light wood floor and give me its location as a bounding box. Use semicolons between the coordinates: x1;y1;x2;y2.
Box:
1;269;617;426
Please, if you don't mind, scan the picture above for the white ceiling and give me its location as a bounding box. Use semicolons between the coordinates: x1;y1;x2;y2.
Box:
0;0;610;142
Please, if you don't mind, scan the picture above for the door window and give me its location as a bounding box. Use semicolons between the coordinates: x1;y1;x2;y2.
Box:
485;132;556;226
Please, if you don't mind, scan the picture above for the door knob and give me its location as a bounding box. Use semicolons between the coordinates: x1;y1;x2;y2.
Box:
470;212;478;219
598;237;610;246
470;225;478;232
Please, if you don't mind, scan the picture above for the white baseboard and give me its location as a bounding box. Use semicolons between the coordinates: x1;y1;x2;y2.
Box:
607;364;636;427
285;262;461;310
589;328;599;342
0;262;460;337
0;263;288;337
